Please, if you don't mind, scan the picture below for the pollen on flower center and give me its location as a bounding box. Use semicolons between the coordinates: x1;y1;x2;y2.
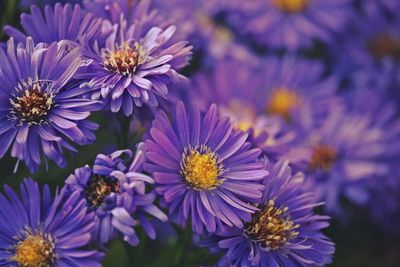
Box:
10;80;53;125
12;233;56;267
267;88;300;119
181;146;223;190
226;100;257;133
85;174;120;207
367;34;400;60
245;200;299;250
309;144;337;171
273;0;309;13
103;42;141;76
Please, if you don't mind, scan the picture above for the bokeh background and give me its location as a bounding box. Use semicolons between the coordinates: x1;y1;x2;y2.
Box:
0;0;399;266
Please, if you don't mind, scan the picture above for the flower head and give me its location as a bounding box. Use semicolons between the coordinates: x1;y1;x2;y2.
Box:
64;144;167;246
192;58;336;160
201;161;335;266
145;101;268;233
0;38;100;172
81;18;192;115
224;0;352;50
284;91;400;215
331;9;400;102
5;3;103;48
0;178;103;266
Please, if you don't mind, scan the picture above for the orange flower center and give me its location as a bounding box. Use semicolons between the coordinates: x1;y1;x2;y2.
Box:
181;146;224;190
245;200;299;249
12;234;55;267
273;0;309;12
309;144;337;171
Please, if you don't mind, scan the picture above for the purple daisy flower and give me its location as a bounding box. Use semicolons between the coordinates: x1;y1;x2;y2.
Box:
144;101;268;234
150;0;256;63
80;17;192;116
0;178;104;266
283;91;400;215
83;0;166;32
191;59;295;160
64;143;167;246
5;3;103;48
224;0;352;50
0;38;100;173
331;9;400;101
201;161;334;266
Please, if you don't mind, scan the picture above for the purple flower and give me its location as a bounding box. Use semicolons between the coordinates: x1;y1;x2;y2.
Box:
0;178;104;266
83;0;166;32
331;9;400;101
80;18;192;116
283;91;400;215
224;0;352;50
64;144;167;246
192;58;337;159
150;0;255;63
0;38;100;172
201;161;334;267
5;3;103;48
144;101;268;234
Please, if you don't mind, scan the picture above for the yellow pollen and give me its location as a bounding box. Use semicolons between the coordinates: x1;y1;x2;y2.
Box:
103;42;142;76
245;200;299;250
13;234;55;267
225;100;259;134
267;88;300;120
273;0;309;12
309;144;337;171
368;34;400;60
181;146;222;190
10;80;53;125
85;175;120;208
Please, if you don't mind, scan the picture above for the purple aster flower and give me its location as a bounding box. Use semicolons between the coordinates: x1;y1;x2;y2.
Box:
191;59;296;160
224;0;352;50
201;161;334;266
83;0;166;32
0;178;104;266
0;38;100;172
283;91;400;215
331;9;400;101
64;143;167;246
5;3;103;48
80;17;192;116
150;0;256;63
144;101;268;234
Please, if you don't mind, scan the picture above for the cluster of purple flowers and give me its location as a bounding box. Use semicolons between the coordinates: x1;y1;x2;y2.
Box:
0;0;399;266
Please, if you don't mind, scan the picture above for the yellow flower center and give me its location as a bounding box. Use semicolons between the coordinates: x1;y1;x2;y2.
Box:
245;200;299;250
309;144;337;171
181;146;223;190
13;234;55;267
10;80;53;125
225;100;258;133
267;88;300;120
273;0;309;12
368;34;400;60
85;174;120;208
103;42;142;76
